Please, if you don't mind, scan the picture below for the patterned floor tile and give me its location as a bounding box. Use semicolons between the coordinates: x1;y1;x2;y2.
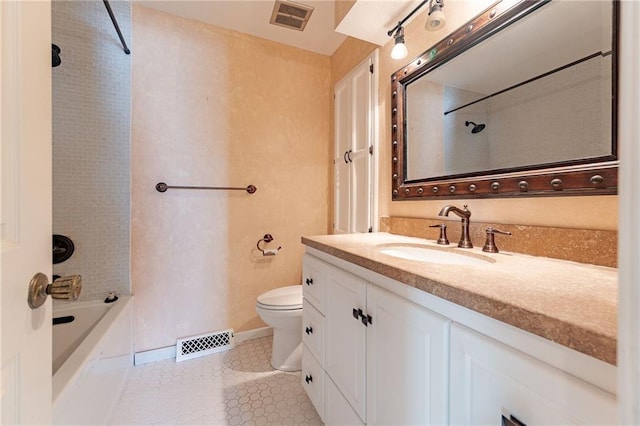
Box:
108;336;323;426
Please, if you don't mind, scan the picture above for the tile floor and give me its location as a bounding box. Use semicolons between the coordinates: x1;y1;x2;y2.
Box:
109;336;323;425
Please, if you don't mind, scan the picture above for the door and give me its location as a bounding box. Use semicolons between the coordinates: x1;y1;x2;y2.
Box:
333;54;375;234
366;285;450;425
1;1;53;423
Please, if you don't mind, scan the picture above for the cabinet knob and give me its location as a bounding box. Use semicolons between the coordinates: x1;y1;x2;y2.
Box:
305;326;313;335
305;375;313;384
352;308;363;320
305;278;314;286
361;313;373;326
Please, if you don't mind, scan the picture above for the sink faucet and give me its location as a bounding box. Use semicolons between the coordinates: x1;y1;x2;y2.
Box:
438;204;473;248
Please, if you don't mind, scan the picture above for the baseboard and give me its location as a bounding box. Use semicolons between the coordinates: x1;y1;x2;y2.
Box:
234;326;273;344
134;346;176;366
134;327;273;366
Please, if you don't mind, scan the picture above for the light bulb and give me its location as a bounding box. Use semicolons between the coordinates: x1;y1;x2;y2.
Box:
391;41;408;60
426;8;446;31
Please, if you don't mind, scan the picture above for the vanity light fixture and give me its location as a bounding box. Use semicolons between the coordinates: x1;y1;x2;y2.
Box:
426;0;446;31
386;0;429;59
391;26;409;60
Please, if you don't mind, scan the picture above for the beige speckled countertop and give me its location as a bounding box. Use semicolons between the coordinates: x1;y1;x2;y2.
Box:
301;232;617;365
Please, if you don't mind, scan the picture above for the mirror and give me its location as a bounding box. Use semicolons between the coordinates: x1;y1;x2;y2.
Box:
391;0;618;199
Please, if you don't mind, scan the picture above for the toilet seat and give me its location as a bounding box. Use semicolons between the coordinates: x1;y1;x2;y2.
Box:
256;285;302;311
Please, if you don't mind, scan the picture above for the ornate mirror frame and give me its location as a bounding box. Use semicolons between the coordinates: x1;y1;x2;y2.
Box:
390;0;619;200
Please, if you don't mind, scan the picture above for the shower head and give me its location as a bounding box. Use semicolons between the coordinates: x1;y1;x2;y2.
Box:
52;44;61;67
465;121;485;134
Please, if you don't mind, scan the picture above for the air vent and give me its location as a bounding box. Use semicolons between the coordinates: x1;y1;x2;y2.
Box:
175;328;234;362
270;0;314;31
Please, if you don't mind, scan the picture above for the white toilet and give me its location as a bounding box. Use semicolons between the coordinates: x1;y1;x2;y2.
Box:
256;285;303;371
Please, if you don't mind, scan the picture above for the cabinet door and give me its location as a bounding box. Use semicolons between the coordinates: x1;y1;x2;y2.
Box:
450;324;617;425
325;374;365;426
366;285;450;425
325;266;367;422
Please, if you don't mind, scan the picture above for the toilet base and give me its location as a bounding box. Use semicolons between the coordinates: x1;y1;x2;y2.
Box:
270;326;302;372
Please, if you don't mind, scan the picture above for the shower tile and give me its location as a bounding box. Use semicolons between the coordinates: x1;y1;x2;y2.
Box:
108;336;322;425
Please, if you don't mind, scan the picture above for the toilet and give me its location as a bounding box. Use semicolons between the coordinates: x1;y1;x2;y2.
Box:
256;285;303;372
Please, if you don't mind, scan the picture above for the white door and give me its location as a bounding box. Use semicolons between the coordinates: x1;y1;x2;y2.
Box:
366;285;450;425
333;78;351;234
333;53;375;234
1;1;53;424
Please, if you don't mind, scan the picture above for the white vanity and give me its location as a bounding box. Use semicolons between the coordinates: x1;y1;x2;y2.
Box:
300;232;617;425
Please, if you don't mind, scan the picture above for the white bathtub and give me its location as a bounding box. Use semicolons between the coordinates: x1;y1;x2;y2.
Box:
52;296;134;425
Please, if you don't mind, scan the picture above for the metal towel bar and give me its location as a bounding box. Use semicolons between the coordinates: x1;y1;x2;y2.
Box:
155;182;257;194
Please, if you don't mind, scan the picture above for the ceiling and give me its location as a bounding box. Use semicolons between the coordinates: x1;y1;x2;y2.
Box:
134;0;420;56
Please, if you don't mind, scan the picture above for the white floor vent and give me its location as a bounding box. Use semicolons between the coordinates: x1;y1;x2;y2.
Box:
176;328;234;362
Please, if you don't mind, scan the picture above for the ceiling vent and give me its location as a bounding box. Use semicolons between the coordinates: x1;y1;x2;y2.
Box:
269;0;314;32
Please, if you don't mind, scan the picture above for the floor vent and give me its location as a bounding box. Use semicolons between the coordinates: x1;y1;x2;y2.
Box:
176;329;234;362
269;0;314;32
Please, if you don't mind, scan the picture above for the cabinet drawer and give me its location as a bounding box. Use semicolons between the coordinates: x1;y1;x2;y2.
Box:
303;254;326;313
302;299;325;365
450;324;617;425
302;345;325;421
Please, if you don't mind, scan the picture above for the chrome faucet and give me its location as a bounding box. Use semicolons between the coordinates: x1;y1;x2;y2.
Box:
438;204;473;248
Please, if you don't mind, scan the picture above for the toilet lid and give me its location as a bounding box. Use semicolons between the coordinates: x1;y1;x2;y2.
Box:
257;285;302;310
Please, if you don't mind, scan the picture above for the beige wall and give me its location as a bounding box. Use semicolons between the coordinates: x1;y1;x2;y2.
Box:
132;6;331;352
333;0;617;231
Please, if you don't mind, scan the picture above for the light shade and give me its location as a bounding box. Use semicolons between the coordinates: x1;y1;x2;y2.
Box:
391;41;408;59
391;27;408;59
426;8;446;31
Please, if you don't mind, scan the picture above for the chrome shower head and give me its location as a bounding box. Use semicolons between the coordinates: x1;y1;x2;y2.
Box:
465;121;485;134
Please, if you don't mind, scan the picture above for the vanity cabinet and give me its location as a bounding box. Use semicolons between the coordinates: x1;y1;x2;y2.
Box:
302;248;617;425
449;324;617;425
303;254;450;425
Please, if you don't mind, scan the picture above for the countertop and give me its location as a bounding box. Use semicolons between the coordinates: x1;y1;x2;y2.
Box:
301;232;617;365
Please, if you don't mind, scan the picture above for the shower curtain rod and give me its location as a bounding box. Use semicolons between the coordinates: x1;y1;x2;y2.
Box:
443;50;611;116
103;0;130;55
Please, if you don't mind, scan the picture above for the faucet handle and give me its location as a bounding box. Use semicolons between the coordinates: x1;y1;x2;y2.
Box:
429;223;450;245
482;227;512;253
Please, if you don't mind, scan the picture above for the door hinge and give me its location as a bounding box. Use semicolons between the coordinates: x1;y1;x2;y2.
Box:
368;226;373;233
369;64;374;74
369;145;373;155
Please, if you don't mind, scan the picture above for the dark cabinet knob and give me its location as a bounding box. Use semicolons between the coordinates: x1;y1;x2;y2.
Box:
305;326;313;335
305;278;313;286
305;375;313;384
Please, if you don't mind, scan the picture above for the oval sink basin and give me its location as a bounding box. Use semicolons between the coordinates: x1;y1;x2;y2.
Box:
379;245;493;266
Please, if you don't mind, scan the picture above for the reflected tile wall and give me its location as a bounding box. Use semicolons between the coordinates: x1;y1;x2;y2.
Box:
52;0;132;301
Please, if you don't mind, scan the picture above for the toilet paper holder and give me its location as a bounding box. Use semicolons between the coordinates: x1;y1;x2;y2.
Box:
257;234;281;256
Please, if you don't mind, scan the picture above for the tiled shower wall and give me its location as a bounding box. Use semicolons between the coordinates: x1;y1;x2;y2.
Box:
52;0;131;300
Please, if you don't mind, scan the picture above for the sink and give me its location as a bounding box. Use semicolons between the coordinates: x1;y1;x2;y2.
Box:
378;245;494;266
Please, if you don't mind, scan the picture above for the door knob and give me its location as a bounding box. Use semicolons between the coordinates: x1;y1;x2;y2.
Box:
28;273;82;309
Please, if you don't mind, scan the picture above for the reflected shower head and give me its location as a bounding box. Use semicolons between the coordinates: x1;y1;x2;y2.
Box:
465;121;485;134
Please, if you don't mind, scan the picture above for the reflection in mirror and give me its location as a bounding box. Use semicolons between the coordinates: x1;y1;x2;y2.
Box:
392;0;617;199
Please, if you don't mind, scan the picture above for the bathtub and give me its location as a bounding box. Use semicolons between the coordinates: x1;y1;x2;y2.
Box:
52;296;133;425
